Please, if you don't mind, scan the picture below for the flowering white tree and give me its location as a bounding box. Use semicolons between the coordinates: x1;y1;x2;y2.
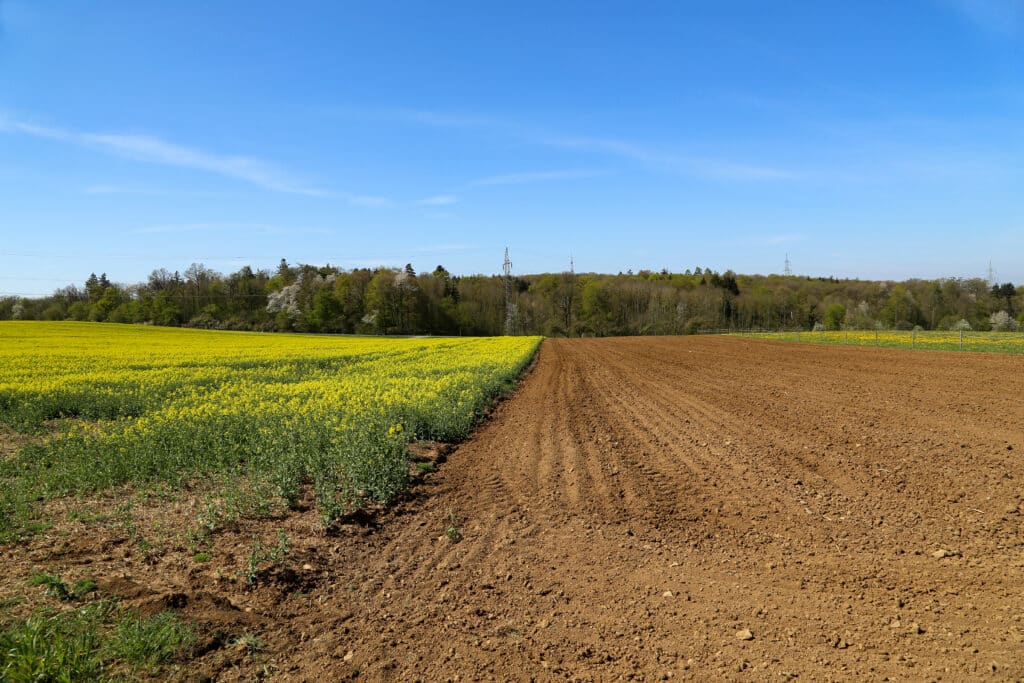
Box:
989;310;1019;331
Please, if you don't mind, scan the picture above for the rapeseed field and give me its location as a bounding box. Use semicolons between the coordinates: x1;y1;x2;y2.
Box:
0;322;540;538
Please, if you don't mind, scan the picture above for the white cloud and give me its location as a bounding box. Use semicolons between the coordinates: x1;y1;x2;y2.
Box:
346;194;392;208
410;244;474;253
718;233;805;249
129;222;330;236
83;184;133;195
471;169;603;186
415;194;460;206
131;222;279;235
1;117;330;196
81;184;234;197
550;136;799;181
943;0;1023;35
391;109;504;130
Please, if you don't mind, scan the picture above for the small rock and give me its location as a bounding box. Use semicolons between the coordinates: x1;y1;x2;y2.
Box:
932;549;950;559
343;650;354;662
736;629;754;641
303;564;313;571
663;591;674;598
910;622;924;634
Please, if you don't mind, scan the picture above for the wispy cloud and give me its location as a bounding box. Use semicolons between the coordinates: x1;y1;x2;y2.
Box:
943;0;1023;36
550;136;799;181
346;194;392;208
390;108;507;130
131;222;277;235
365;107;799;183
1;117;330;196
129;222;330;236
415;194;460;206
84;184;143;195
81;184;235;198
471;169;604;186
719;233;805;249
410;244;474;253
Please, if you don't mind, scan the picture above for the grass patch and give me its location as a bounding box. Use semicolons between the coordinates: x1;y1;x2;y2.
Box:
0;600;195;681
734;329;1024;353
28;573;97;602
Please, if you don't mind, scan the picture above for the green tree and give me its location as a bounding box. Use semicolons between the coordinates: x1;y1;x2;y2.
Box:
823;303;846;331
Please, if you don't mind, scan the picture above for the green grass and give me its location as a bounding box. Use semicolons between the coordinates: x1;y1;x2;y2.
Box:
28;573;97;602
0;601;195;681
734;329;1024;353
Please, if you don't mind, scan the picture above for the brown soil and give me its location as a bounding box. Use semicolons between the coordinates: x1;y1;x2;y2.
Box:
5;336;1024;680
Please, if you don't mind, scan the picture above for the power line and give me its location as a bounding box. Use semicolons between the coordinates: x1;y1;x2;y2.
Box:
503;247;516;336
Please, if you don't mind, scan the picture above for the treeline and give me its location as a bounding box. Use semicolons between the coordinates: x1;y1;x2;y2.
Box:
2;259;1022;336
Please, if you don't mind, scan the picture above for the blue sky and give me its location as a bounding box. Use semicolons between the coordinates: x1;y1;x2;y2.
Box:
1;0;1022;296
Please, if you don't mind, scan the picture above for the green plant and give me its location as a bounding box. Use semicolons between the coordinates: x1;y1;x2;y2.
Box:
241;530;290;588
0;601;112;681
0;325;541;540
445;510;462;544
269;530;290;562
109;610;196;668
1;598;196;680
243;538;263;588
136;538;158;562
193;552;211;563
28;573;95;602
230;631;264;653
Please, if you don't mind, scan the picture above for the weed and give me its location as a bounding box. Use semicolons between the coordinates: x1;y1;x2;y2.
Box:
29;573;98;602
271;530;290;561
0;595;24;611
241;530;291;587
193;552;211;563
1;592;196;680
230;631;264;653
115;501;137;540
0;601;112;681
136;538;159;563
67;505;109;526
109;610;196;669
243;538;263;588
445;510;463;544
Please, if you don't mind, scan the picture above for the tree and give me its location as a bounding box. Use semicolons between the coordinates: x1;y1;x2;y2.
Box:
990;310;1019;332
823;303;846;331
993;282;1016;316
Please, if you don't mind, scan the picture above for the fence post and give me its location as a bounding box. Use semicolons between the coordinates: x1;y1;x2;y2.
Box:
912;329;915;349
875;329;879;346
959;328;963;351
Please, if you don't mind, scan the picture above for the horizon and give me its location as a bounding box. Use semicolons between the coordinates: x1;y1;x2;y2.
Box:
21;255;1014;297
2;1;1022;296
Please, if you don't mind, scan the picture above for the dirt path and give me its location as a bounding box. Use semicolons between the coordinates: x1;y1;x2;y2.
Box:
264;336;1024;680
7;336;1024;680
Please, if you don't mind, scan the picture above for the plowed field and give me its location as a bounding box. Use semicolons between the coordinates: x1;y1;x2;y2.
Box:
8;336;1024;680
